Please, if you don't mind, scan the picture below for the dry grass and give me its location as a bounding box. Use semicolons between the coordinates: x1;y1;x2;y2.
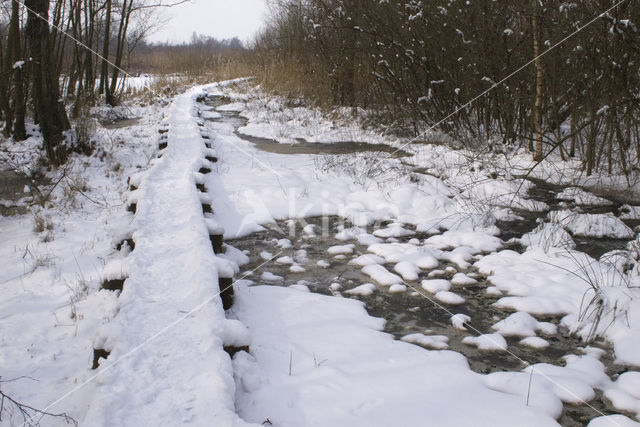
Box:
122;54;256;105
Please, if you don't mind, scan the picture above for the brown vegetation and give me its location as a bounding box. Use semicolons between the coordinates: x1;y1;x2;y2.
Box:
248;0;640;177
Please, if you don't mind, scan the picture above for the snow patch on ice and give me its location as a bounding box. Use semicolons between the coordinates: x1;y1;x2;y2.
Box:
462;333;508;351
346;283;377;296
401;333;449;350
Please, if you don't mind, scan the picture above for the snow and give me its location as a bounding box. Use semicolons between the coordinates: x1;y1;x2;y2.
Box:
367;242;440;269
588;415;640;427
261;271;284;282
487;354;610;413
604;372;640;418
278;239;294;249
619;205;640;220
217;102;245;112
428;269;446;277
275;255;294;265
81;86;253;426
421;278;452;293
329;282;342;291
232;283;559;427
451;272;478;285
327;243;355;255
425;230;503;252
361;264;403;286
462;333;508;351
435;290;466;305
548;210;635;239
394;260;420;281
451;313;471;330
289;264;306;273
349;253;385;266
345;283;377;296
316;260;330;268
201;110;223;119
519;337;550;349
388;284;408;293
556;187;612;206
520;222;576;251
401;333;449;349
491;312;557;337
372;223;415;238
4;78;640;426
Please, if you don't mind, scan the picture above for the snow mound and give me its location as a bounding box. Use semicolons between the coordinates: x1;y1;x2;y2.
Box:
556;187;612;206
520;222;576;251
394;260;420;281
451;272;478;285
328;244;355;255
619;205;640;220
426;230;503;252
491;312;557;337
451;313;471;330
349;254;385;266
462;333;508;351
588;415;640;427
548;210;635;239
401;333;449;350
519;337;550;349
362;264;403;286
388;284;407;293
373;223;415;238
435;291;466;305
421;279;451;293
604;371;640;419
346;283;377;296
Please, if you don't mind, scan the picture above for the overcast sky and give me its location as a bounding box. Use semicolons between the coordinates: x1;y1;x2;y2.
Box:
147;0;269;45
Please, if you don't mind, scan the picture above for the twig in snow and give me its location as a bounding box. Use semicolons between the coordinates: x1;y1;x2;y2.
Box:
0;381;77;426
526;366;534;406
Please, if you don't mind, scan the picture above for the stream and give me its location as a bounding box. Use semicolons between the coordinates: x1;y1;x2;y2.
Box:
202;95;639;426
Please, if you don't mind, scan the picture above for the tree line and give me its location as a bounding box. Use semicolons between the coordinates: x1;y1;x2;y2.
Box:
129;34;244;75
0;0;186;165
251;0;640;177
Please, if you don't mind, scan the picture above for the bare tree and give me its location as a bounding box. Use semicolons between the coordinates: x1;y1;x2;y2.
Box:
25;0;71;165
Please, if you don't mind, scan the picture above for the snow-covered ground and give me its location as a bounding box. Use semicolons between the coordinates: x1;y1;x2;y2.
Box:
1;79;639;426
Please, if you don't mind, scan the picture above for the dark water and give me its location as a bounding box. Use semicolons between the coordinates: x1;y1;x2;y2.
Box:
0;170;33;215
202;95;411;158
235;133;412;157
228;216;625;426
100;117;141;129
495;178;638;259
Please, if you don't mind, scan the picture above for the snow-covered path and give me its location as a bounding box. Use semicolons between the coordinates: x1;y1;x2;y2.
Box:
84;87;251;426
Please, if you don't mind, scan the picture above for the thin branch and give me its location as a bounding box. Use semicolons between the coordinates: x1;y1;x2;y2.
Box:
0;387;77;426
130;0;191;12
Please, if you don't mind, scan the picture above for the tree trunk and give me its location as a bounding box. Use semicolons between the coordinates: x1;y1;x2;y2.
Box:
8;0;27;140
0;36;13;137
109;0;132;101
532;0;544;161
100;0;113;105
26;0;71;166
